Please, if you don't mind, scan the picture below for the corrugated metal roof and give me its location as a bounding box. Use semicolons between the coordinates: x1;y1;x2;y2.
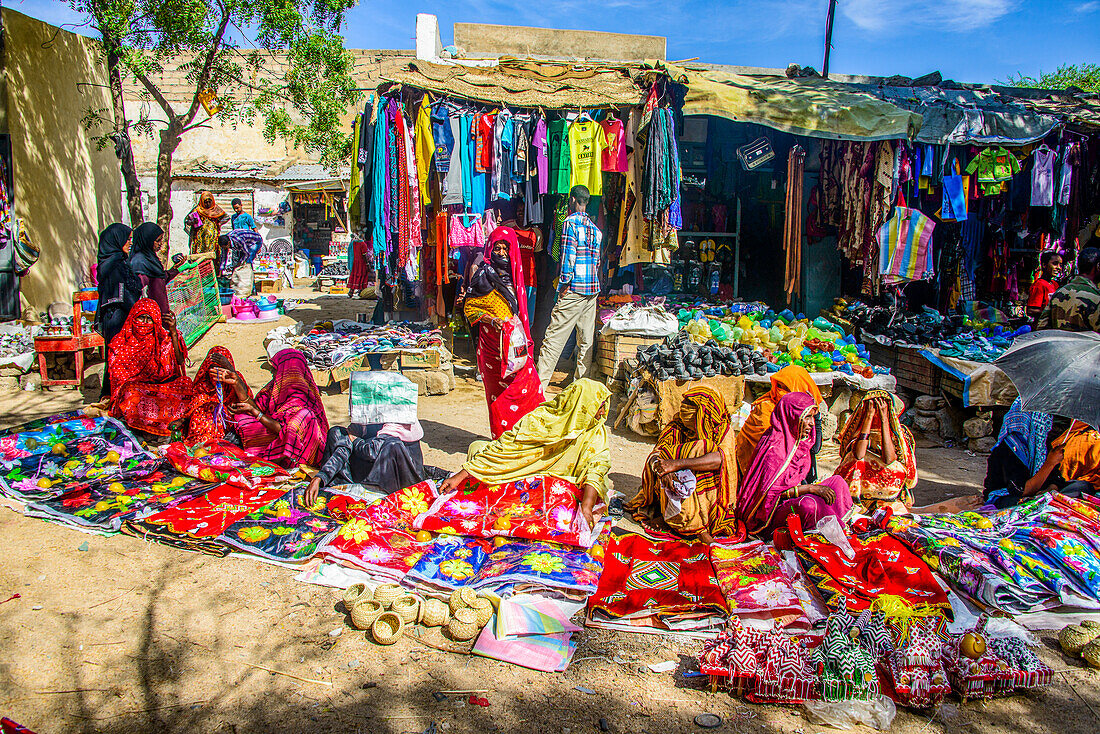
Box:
172;161;349;183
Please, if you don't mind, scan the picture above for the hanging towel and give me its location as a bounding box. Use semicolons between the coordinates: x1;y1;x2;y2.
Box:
878;206;935;285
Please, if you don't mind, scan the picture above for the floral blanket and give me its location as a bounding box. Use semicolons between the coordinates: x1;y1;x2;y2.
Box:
711;539;808;630
220;486;342;563
414;475;605;549
167;440;290;489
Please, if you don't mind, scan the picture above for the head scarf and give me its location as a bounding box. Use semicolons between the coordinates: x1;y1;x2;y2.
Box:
735;364;822;474
107;298;184;400
188;346;245;442
737;392;817;534
467;226;531;339
257;348;329;434
993;397;1053;474
194;191;226;221
96;223;142;308
628;385;741;537
129;222;166;279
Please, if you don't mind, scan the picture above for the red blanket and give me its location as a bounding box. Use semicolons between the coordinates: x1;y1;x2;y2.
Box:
135;484;288;538
167;440;290;489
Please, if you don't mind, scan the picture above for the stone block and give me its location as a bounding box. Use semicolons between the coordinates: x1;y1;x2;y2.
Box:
20;372;41;391
0;376;19;392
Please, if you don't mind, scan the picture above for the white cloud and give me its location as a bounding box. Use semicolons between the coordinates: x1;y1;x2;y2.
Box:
1075;1;1100;13
842;0;1016;33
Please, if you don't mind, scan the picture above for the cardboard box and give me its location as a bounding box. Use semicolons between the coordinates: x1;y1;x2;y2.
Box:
400;350;441;370
256;278;282;294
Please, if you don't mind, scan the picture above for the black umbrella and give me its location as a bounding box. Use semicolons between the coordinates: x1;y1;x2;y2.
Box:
994;330;1100;428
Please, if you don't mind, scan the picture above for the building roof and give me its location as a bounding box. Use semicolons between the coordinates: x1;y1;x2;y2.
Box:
172;159;348;184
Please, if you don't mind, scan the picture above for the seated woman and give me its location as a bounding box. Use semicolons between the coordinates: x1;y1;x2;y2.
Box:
108;298;193;436
735;365;823;477
625;386;739;544
993;419;1100;508
984;398;1054;508
228;345;329;469
836;391;918;513
736;392;853;540
463;226;544;438
187;346;249;443
304;422;429;505
437;379;611;528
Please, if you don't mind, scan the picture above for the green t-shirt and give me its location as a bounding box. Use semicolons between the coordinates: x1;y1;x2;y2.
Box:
548;119;571;195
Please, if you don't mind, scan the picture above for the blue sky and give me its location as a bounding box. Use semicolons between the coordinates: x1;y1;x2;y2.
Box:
10;0;1099;84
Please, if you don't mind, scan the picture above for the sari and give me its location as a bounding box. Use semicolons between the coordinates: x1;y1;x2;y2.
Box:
735;365;823;475
188;346;250;443
835;390;918;512
1054;422;1100;493
462;378;611;501
736;392;852;539
235;348;329;468
190;191;225;255
464;226;544;439
108;298;193;436
625;386;742;538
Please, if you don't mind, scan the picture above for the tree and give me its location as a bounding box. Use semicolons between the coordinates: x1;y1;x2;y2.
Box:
1005;63;1100;94
70;0;362;241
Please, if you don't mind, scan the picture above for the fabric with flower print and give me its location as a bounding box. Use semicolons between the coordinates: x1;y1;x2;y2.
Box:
126;484;287;548
585;531;727;625
413;475;605;548
219;486;341;563
711;539;808;630
405;538;494;591
0;415;110;464
167;440;290;489
471;538;607;597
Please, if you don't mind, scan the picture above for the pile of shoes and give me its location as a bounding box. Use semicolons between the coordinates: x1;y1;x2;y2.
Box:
637;332;765;381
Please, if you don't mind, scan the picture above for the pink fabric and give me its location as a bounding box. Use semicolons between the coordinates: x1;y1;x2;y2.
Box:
377;421;424;442
485;226;533;346
737;392;818;535
449;215;485;249
767;475;851;536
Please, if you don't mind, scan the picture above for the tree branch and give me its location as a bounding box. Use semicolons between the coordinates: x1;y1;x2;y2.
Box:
183;2;232;125
131;65;177;121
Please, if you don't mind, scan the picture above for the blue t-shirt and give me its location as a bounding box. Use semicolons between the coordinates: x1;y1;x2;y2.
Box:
231;212;256;230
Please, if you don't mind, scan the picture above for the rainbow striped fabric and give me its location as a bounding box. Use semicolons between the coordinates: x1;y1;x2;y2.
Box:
878;206;936;285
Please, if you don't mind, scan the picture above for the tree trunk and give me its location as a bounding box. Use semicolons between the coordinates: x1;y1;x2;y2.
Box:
105;47;144;225
156;122;182;247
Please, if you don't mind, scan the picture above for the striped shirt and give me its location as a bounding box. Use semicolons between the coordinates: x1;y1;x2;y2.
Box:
559;212;602;296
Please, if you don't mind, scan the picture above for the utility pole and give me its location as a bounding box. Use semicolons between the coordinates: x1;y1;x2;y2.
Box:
822;0;838;79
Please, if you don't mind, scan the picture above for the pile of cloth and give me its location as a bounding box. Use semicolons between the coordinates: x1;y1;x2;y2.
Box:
292;320;445;370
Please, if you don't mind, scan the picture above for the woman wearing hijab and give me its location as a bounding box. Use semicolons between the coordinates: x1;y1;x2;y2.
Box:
736;392;852;540
187;346;249;443
463;225;544;438
626;386;741;543
188;191;227;256
438;379;611;529
836;390;918;513
95;223;140;397
735;365;823;476
108;298;193;436
129;222;182;315
229;346;329;469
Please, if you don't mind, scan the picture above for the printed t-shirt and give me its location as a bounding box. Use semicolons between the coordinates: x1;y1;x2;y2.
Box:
533;117;549;195
515;227;538;288
1027;277;1057;309
548;119;571;195
568;120;607;196
600;118;628;173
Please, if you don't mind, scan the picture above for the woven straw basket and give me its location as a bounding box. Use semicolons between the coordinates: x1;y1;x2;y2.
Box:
449;586;478;614
350;599;383;630
392;595;420;624
419;597;450;627
343;583;367;608
373;583;405;609
447;608;480;642
372;612;405;645
468;596;494;628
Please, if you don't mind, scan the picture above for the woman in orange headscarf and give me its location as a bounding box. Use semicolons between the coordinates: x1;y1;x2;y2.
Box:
735;365;823;476
188;190;227;256
626;386;741;543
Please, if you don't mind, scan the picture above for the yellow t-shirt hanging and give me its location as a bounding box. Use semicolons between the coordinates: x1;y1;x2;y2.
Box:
568;119;607;196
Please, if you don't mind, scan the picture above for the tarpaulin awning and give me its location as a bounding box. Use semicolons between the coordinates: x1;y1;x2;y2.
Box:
381;58;647;108
674;69;922;141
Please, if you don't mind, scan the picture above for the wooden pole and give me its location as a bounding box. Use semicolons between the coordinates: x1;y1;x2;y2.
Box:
822;0;838;78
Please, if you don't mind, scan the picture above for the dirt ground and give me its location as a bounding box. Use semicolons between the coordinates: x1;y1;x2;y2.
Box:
1;288;1097;734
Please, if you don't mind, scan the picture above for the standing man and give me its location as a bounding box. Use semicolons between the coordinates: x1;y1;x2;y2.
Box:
537;185;602;388
1038;247;1100;332
230;198;258;231
1026;250;1063;322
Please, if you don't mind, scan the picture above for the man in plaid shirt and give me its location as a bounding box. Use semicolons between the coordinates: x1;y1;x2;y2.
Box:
537;185;603;387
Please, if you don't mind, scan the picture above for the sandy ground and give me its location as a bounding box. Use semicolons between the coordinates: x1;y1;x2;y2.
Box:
1;288;1097;733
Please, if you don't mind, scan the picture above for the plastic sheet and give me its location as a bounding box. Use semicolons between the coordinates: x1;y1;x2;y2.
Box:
804;695;896;730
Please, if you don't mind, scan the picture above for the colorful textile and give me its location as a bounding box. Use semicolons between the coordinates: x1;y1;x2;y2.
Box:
166;440;289;489
2;434;161;502
735;365;822;476
836;390;918;512
220;487;341;562
627;385;741;538
471;539;605;596
462;379;612;502
992;397;1052;475
188;346;248;443
473;622;576;672
494;595;581;638
128;484;287;540
784;514;949;614
406;538;494;590
586;531;727;625
414;475;604;548
239;348;328;468
878;206;935;285
711;539;807;629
